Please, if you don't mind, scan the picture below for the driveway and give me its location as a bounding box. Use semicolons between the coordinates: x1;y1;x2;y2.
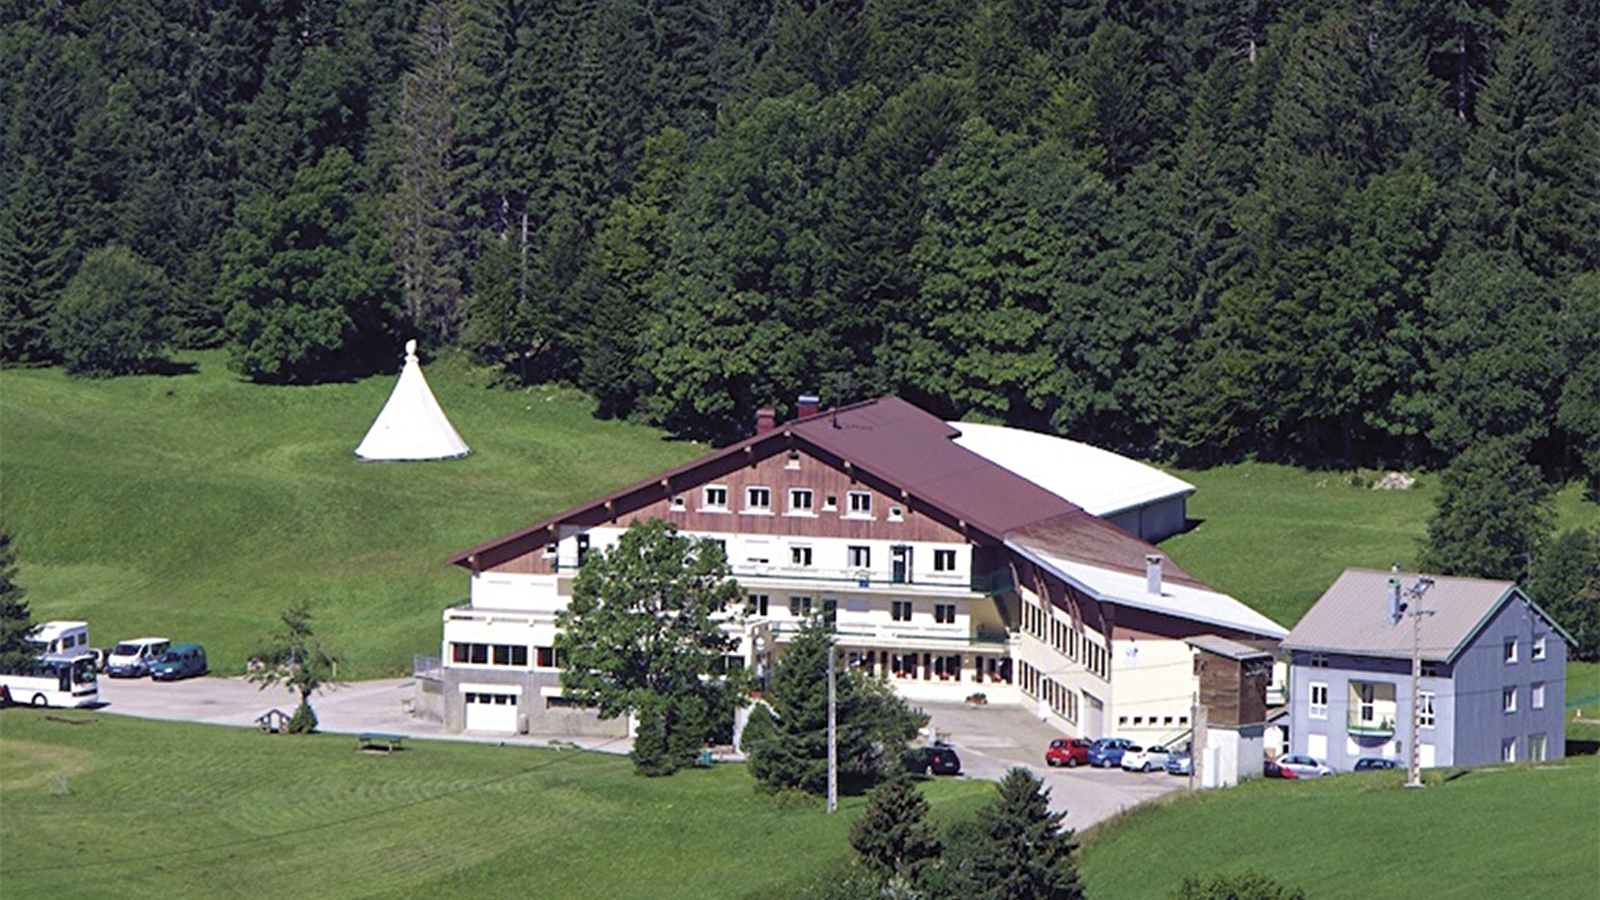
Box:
920;700;1187;832
95;677;1182;830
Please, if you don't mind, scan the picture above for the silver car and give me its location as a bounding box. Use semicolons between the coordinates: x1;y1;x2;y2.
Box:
1275;754;1334;778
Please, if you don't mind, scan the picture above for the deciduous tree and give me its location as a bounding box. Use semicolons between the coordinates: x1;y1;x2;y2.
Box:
1419;439;1553;581
555;518;746;775
49;245;172;376
247;600;340;734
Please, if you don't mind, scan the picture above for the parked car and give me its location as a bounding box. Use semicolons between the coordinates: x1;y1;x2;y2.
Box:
1087;737;1133;768
1046;737;1093;768
905;743;962;776
1263;758;1296;779
1275;754;1334;778
1353;757;1399;772
105;637;171;678
1120;744;1171;772
149;643;208;681
1165;748;1193;775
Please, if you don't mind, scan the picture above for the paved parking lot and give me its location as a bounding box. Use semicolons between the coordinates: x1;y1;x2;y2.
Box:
920;701;1186;831
96;676;1184;830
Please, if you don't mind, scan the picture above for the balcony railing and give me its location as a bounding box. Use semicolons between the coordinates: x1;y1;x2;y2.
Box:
970;567;1014;597
1347;712;1396;737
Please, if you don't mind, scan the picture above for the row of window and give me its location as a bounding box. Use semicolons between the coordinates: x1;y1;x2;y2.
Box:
450;642;563;668
1307;682;1549;723
1117;713;1189;728
747;593;958;624
1503;636;1548;664
687;486;887;518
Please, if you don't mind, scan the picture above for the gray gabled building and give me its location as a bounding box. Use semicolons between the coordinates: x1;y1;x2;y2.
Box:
1283;569;1573;770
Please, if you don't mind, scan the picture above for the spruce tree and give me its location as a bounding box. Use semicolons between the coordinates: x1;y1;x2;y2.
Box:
850;774;942;883
931;767;1083;900
0;522;38;674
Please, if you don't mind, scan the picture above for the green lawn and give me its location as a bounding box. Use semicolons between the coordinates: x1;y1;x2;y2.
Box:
1077;755;1600;900
0;708;995;900
0;351;702;678
1163;462;1598;629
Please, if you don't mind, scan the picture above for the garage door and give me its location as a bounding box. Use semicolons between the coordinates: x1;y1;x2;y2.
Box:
464;689;520;732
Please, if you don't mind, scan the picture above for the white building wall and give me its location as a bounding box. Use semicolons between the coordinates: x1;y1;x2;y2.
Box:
1109;638;1197;743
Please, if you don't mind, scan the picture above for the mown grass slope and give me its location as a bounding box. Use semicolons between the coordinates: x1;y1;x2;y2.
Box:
1077;755;1600;900
0;709;994;900
0;351;702;678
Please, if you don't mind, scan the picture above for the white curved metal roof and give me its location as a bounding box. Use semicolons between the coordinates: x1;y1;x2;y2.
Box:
949;421;1193;517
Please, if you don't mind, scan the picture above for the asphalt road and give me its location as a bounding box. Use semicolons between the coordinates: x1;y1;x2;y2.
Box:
95;675;1184;831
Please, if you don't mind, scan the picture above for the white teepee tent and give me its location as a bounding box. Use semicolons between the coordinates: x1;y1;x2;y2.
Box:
354;340;471;461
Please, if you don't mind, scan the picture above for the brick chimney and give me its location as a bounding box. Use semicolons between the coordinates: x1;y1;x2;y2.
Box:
797;393;820;418
756;408;777;434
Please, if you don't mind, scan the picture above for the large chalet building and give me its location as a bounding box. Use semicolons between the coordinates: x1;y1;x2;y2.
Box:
431;397;1286;740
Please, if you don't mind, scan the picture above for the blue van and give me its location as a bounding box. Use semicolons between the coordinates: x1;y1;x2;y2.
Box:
149;643;207;681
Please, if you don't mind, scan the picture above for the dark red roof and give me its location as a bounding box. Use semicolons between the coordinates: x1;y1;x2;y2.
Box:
448;397;1169;571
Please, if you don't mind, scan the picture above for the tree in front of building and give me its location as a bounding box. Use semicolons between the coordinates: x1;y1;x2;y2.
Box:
247;600;340;734
555;518;747;775
926;767;1083;900
745;618;927;796
0;521;38;674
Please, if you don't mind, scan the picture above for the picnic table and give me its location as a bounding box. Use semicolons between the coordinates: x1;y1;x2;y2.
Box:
357;732;407;753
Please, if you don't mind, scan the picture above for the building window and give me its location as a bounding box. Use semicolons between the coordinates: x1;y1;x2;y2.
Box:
1309;683;1329;719
1308;653;1329;668
790;596;812;617
670;495;685;511
1529;733;1547;762
1421;661;1440;678
703;485;728;510
822;598;837;624
935;603;956;624
933;549;956;572
788;545;812;567
746;486;772;511
888;505;904;521
892;600;913;622
536;646;554;668
789;488;814;514
849;545;871;568
1532;635;1546;661
847;491;872;517
1532;682;1545;710
1501;737;1517;763
1418;691;1436;728
1502;686;1517;713
748;593;769;616
1504;638;1518;664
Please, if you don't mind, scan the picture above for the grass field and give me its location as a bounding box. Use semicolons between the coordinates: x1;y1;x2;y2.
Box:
0;351;702;678
0;708;995;900
1077;754;1600;900
1163;462;1598;629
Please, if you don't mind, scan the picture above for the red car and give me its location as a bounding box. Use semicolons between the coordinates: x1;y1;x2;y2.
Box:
1046;738;1093;768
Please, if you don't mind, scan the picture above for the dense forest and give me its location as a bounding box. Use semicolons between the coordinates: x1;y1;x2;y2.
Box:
2;0;1596;484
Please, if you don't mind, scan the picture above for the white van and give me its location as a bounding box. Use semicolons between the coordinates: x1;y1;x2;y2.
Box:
106;637;170;678
27;621;90;657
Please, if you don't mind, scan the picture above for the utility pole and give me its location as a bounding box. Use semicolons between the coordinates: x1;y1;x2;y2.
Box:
827;641;838;814
1398;575;1436;789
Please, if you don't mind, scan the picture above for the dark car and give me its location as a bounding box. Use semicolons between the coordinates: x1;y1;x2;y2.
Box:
906;744;962;776
1353;757;1399;772
1046;738;1092;768
1087;737;1133;768
149;643;208;681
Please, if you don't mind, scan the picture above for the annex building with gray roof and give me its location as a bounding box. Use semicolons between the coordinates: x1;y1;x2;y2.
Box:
1283;568;1574;770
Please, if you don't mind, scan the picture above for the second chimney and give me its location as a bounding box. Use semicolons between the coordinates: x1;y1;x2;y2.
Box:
756;408;777;434
797;393;820;418
1146;554;1163;595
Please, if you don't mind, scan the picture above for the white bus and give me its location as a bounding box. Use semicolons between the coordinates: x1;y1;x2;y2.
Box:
0;654;100;708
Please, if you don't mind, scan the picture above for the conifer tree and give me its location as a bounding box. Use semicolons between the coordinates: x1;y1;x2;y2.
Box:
0;522;38;674
930;767;1083;900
